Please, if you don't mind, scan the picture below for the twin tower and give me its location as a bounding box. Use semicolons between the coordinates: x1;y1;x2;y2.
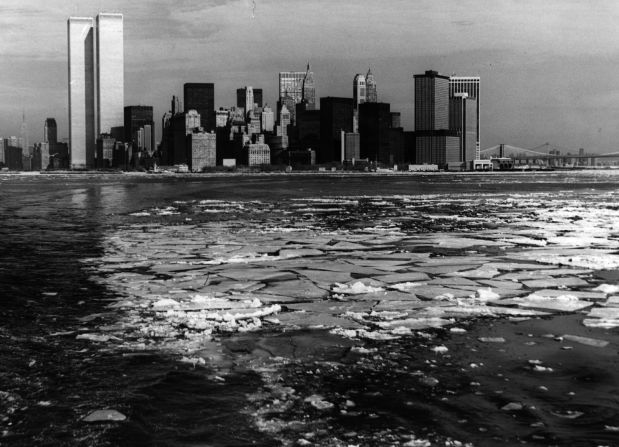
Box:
67;13;124;169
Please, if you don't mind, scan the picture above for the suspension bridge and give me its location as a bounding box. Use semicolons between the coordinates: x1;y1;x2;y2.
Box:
479;143;619;168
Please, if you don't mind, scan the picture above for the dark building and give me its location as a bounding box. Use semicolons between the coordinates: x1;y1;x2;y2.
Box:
236;87;263;110
44;118;57;144
295;102;320;151
359;102;392;165
404;131;416;163
414;70;459;168
390;112;401;129
184;83;215;131
124;106;154;147
96;133;115;168
4;145;23;170
414;70;449;131
320;97;353;164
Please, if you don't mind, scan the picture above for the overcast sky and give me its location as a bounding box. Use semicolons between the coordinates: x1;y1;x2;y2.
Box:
1;0;619;153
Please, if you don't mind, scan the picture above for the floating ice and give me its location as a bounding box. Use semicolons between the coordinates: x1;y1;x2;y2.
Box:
497;293;593;312
562;334;609;347
82;409;127;422
332;280;384;295
593;284;619;295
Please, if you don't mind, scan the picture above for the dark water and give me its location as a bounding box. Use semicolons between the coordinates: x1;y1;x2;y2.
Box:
1;172;619;446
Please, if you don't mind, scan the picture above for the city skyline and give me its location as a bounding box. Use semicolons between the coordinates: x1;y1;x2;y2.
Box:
2;1;619;153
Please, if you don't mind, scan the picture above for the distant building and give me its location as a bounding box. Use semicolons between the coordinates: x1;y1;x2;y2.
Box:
320;97;353;164
237;87;263;110
261;106;274;133
365;68;377;103
449;93;477;169
216;108;230;128
414;70;459;168
359;102;392;164
341;131;360;162
390;112;401;129
124;106;154;149
96;133;115;168
353;74;366;110
187;131;216;171
184;83;215;131
32;142;50;170
277;104;291;148
302;63;316;110
296;102;320;151
44;118;57;144
449;76;480;158
244;142;270;166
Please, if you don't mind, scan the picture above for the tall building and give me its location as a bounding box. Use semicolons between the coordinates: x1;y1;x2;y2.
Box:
449;76;480;159
353;74;366;110
20;112;28;155
261;106;274;133
449;93;477;168
96;13;124;138
366;68;377;103
414;70;459;168
124;106;154;150
415;70;450;131
237;87;263;110
184;83;215;131
359;102;392;164
44;118;57;144
320;97;353;164
67;16;96;169
279;65;315;122
302;63;316;110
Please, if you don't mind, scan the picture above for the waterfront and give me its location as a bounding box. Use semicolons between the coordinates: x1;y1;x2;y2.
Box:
1;172;619;446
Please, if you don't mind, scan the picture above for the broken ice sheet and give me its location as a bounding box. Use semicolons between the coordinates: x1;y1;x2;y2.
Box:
374;272;430;284
496;293;593;312
259;279;329;299
521;277;589;289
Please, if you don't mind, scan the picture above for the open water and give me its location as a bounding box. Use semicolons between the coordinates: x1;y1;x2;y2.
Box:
1;172;619;446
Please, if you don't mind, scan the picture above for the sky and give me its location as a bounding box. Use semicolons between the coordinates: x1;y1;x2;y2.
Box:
1;0;619;153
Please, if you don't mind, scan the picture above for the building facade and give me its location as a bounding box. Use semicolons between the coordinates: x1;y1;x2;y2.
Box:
124;106;154;150
184;83;215;131
67;16;96;169
245;143;271;166
96;13;124;138
359;102;392;164
449;76;480;159
320;97;353;164
44;118;57;144
188;131;216;171
366;68;377;103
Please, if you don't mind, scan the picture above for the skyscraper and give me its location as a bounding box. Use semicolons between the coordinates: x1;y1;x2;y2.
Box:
67;16;96;169
184;83;215;131
279;65;315;123
237;87;263;110
414;70;460;168
124;106;154;150
353;74;366;110
366;68;377;103
449;76;480;159
68;13;123;169
96;13;124;138
44;118;57;144
302;63;315;110
320;97;353;164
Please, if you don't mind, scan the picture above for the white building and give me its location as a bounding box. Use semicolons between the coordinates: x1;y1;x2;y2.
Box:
68;13;123;169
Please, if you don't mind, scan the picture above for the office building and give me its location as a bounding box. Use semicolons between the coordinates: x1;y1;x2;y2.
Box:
216;108;230;128
390;112;401;129
184;83;215;131
449;76;480;159
279;71;306;104
449;93;477;169
44;118;57;144
353;74;366;110
414;70;460;168
96;133;115;168
32;142;50;171
359;102;392;164
341;131;360;162
302;63;316;110
366;68;377;103
96;13;124;138
124;106;154;149
261;106;274;133
67;16;96;169
243;142;271;166
320;97;353;164
188;131;216;171
237;87;263;110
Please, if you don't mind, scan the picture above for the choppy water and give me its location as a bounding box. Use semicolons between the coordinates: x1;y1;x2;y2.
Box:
2;172;619;446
